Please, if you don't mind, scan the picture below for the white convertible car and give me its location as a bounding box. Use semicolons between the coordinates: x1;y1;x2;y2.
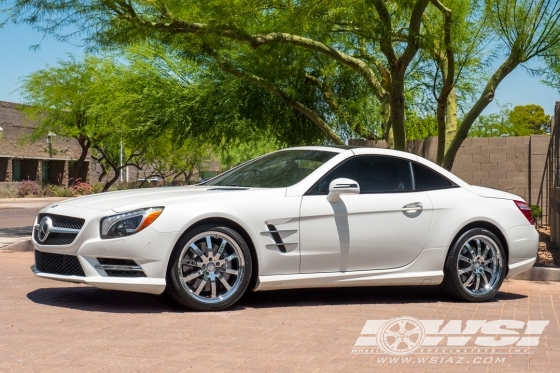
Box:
31;146;538;310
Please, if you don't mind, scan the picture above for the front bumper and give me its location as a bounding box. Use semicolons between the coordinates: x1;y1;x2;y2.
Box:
31;265;166;294
31;207;180;295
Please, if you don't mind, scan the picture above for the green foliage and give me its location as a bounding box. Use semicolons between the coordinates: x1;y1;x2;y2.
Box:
42;184;75;197
530;204;543;221
469;104;550;137
405;112;438;140
218;139;280;171
508;105;550;135
0;184;18;198
5;0;560;170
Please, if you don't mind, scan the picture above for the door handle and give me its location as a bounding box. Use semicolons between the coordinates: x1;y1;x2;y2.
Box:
402;202;423;214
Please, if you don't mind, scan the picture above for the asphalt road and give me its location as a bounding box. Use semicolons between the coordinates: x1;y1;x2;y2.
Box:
0;199;66;242
0;208;40;236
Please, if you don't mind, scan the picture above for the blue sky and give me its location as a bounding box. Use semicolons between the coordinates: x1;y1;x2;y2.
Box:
1;23;559;115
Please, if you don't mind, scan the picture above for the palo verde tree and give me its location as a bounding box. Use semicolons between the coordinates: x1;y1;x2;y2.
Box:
5;1;560;170
20;56;105;185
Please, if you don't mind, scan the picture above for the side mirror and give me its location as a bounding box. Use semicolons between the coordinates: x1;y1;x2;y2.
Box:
327;178;360;202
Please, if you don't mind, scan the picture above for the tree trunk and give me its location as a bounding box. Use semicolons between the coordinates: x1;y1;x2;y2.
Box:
102;168;121;192
442;57;518;170
70;137;89;186
382;99;394;148
444;88;458;153
436;87;458;166
389;73;406;151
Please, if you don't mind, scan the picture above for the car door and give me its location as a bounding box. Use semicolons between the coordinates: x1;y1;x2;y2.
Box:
299;155;433;273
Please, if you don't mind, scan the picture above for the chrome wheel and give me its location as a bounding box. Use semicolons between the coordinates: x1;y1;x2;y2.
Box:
177;231;245;304
456;235;503;297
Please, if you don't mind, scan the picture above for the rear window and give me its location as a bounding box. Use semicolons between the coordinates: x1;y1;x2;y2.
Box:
412;163;455;191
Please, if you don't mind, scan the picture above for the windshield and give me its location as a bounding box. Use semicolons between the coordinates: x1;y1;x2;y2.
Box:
206;150;337;188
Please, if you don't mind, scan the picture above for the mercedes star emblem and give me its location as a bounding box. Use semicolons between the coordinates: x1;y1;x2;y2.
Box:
37;216;53;243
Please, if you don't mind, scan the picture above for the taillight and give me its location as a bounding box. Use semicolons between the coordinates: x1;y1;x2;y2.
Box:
514;201;535;225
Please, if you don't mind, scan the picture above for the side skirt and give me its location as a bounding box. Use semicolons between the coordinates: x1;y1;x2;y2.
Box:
255;247;448;291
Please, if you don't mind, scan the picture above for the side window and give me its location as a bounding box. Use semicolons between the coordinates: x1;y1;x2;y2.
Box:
307;156;413;194
412;162;455;191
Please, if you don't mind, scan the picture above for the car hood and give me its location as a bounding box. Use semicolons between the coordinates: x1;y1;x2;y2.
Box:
466;185;523;201
57;186;277;212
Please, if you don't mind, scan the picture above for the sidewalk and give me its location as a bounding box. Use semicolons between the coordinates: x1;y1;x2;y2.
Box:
0;197;71;210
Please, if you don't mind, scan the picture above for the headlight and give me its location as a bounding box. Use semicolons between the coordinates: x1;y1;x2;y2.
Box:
100;207;164;239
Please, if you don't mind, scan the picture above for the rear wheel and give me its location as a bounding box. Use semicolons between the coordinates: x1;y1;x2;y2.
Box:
167;225;252;311
440;228;506;302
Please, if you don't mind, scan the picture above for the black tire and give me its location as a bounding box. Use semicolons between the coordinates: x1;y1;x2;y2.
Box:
166;224;252;311
440;228;506;302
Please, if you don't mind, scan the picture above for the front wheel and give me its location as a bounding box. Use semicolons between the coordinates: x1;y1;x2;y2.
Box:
440;228;506;302
167;225;252;311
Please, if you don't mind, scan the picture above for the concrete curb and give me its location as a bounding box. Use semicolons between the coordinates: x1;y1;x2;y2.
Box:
1;240;33;252
511;267;560;282
0;197;72;203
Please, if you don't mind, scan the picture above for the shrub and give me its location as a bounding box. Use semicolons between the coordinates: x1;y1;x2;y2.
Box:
0;184;18;198
70;181;93;196
17;180;42;197
43;184;74;197
530;205;543;221
91;182;104;193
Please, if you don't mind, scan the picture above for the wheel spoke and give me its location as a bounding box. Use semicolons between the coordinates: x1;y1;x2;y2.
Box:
224;253;237;263
481;244;490;259
476;239;482;256
484;258;494;265
402;337;416;349
205;236;213;253
210;280;217;298
216;239;227;259
195;279;207;295
182;259;203;268
463;272;475;287
220;268;239;276
389;338;403;349
464;242;476;258
219;275;231;291
474;275;481;291
459;255;473;264
458;266;473;275
385;330;401;338
189;243;205;258
184;269;204;282
484;266;493;274
405;326;421;336
481;272;489;286
398;320;407;333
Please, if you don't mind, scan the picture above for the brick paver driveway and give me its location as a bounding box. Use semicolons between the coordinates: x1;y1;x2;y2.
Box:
1;250;559;373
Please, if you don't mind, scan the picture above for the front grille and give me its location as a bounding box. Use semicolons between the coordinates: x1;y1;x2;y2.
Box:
35;250;85;276
37;214;85;229
34;214;85;245
34;232;77;245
